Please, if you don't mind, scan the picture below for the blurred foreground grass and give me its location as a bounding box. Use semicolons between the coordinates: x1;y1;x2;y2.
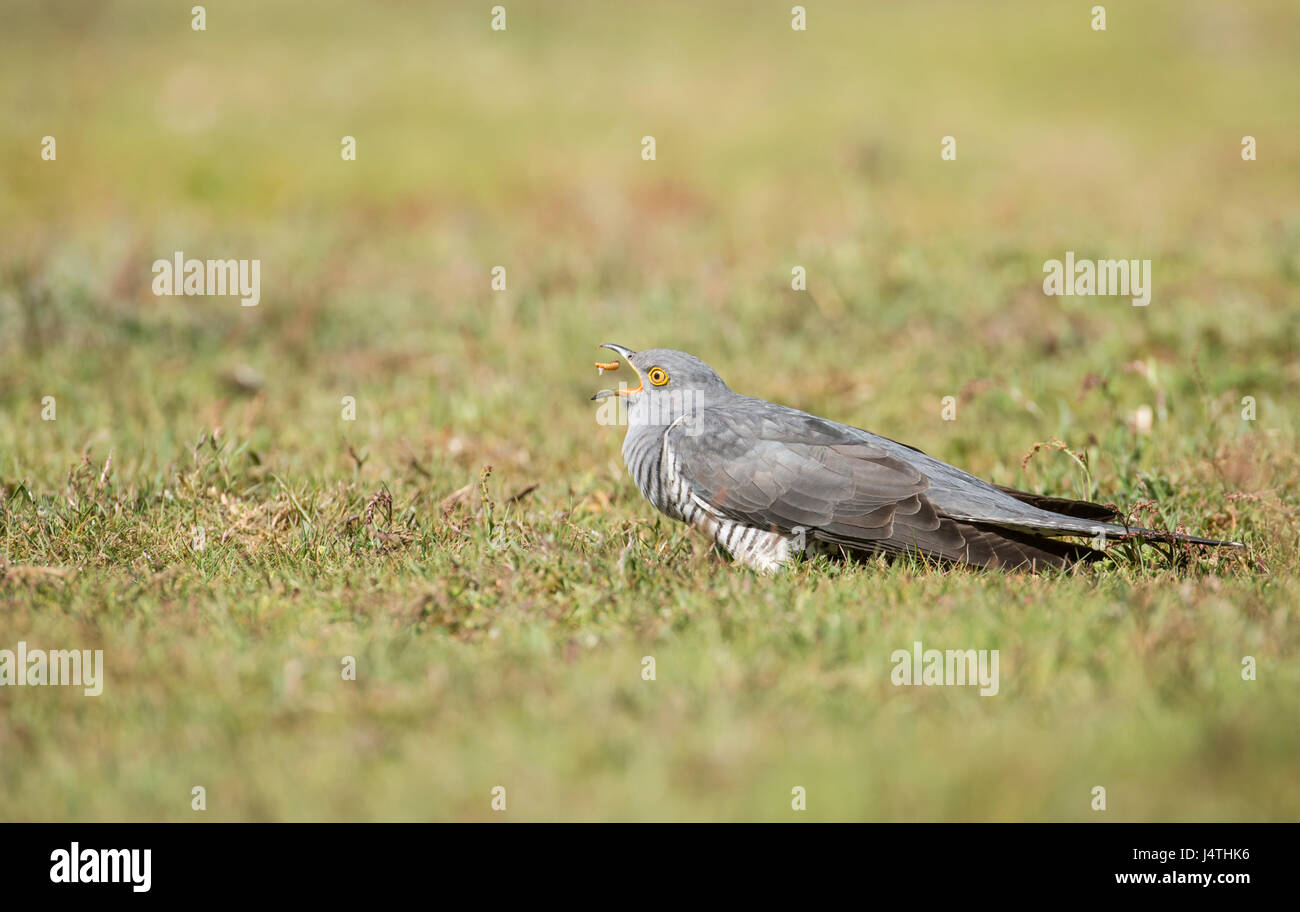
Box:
1;0;1298;820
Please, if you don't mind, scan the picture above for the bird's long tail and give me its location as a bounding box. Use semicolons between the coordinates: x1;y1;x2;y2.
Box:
991;484;1245;549
1111;527;1245;548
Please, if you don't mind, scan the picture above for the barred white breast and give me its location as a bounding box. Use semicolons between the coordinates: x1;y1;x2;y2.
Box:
623;419;801;573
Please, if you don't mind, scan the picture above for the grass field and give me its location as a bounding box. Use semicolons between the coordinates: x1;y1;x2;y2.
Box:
2;0;1298;820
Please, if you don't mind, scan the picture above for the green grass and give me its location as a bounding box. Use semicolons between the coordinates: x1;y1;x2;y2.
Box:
1;0;1298;820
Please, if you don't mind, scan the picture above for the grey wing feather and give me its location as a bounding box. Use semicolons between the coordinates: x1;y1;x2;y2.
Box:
669;402;1106;569
670;410;935;537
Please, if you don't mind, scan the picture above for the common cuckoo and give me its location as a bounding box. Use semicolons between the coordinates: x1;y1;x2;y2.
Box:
591;344;1243;573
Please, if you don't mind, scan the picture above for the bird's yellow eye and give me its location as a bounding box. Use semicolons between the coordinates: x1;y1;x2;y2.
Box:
648;367;669;386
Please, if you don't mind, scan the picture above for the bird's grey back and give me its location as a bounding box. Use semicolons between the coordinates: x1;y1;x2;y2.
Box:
676;392;1124;539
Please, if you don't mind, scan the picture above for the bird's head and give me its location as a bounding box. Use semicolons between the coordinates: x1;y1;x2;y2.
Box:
590;343;730;427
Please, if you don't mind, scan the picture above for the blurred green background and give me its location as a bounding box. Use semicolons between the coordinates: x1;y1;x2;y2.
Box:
1;0;1297;820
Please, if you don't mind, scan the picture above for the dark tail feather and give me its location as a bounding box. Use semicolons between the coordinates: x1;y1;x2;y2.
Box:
960;522;1107;570
1114;527;1245;549
992;484;1244;549
993;484;1122;522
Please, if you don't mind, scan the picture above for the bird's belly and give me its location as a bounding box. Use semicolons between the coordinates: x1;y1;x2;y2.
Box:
627;428;798;573
660;456;797;573
708;517;799;574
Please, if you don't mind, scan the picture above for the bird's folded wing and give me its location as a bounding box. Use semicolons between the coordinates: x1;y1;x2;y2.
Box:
667;410;948;544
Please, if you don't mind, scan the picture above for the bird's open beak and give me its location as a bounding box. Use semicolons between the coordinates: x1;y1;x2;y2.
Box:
590;343;641;400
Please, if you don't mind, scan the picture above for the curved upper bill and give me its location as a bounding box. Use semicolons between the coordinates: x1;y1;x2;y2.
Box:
590;343;640;400
598;342;636;361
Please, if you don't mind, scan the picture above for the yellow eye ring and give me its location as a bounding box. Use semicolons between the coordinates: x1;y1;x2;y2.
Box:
647;367;669;386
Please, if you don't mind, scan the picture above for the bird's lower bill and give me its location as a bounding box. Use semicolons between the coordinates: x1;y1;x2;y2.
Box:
590;382;642;401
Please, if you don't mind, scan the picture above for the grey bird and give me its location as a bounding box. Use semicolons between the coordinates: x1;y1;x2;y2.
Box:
591;343;1244;573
